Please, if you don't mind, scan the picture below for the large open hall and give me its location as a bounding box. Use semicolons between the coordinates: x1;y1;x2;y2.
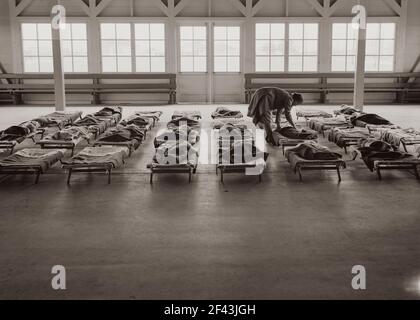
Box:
1;0;420;304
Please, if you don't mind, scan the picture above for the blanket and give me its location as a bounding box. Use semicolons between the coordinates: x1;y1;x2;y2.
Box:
211;107;243;119
287;142;342;161
0;149;64;173
62;146;128;168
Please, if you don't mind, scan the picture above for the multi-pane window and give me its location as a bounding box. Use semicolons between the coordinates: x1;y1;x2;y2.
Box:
331;23;357;72
61;23;88;72
214;26;240;73
135;23;165;72
288;23;319;72
365;23;395;72
331;22;395;72
100;23;132;72
255;23;285;72
180;26;207;72
21;23;53;72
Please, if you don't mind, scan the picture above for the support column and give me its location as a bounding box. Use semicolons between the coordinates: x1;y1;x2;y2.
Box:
353;25;366;111
52;24;66;111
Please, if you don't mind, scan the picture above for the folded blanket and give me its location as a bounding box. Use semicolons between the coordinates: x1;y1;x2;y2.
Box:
308;118;350;133
278;126;318;140
296;109;332;118
62;146;128;168
351;113;392;126
0;149;64;172
219;140;267;165
44;126;90;142
172;111;201;119
96;125;144;143
328;128;370;148
120;115;152;128
167;116;200;129
94;106;122;117
154;125;200;148
334;105;362;116
0;121;40;142
33;111;82;127
211;107;243;119
153;140;199;167
212;119;249;130
287;142;342;161
134;111;162;121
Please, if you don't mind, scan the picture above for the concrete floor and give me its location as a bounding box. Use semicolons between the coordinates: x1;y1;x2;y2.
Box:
1;103;420;299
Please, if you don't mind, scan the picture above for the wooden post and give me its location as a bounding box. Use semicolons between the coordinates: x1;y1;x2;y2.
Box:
353;24;366;111
51;16;66;111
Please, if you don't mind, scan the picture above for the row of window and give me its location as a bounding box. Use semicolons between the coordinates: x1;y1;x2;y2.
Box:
21;22;396;73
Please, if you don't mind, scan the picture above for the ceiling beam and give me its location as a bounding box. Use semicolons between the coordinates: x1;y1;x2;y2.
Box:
12;0;33;16
152;0;169;17
251;0;266;17
174;0;193;16
304;0;326;17
76;0;92;16
226;0;247;17
326;0;346;17
93;0;114;17
381;0;402;16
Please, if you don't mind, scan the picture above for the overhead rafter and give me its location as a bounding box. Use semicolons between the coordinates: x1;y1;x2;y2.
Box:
76;0;92;16
152;0;169;17
93;0;114;17
326;0;346;17
381;0;402;16
174;0;194;16
9;0;33;16
251;0;267;17
226;0;247;17
304;0;326;17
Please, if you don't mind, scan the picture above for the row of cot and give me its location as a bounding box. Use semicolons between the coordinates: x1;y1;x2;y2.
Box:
282;106;420;181
0;108;163;183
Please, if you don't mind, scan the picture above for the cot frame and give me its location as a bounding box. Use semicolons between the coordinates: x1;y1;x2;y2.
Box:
0;165;43;184
148;164;196;184
216;163;264;183
352;149;420;180
62;163;116;185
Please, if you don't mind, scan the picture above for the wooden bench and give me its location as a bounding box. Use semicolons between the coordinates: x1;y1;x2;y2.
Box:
0;73;177;105
244;72;420;104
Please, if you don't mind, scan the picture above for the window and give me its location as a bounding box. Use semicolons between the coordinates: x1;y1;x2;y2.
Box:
214;26;240;73
331;23;357;72
366;23;395;72
180;26;207;72
100;23;132;72
21;23;53;72
135;23;165;72
61;23;88;72
331;22;395;72
288;23;318;72
255;23;285;72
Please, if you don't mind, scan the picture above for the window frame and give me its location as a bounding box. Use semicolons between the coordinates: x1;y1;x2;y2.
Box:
178;22;208;74
213;24;242;74
329;17;399;73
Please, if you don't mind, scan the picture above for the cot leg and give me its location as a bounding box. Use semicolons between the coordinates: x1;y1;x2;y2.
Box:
67;168;72;185
34;171;41;184
282;145;285;156
189;170;192;183
150;172;153;184
71;148;74;157
10;146;14;155
220;169;224;183
298;167;303;182
352;152;358;161
413;165;419;180
215;166;218;175
337;166;342;182
107;170;111;184
402;142;408;153
344;145;348;154
259;174;262;183
377;167;382;180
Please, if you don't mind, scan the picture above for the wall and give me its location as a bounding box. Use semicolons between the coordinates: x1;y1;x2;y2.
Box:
2;0;419;105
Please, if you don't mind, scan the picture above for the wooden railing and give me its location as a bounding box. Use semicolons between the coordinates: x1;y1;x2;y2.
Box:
244;72;420;103
0;73;177;105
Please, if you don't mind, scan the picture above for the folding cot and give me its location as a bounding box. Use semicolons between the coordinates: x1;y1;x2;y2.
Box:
214;122;268;183
148;112;201;184
0;148;65;183
272;127;318;155
0;121;39;154
351;139;420;180
119;114;154;139
34;110;83;138
328;127;372;154
285;142;346;182
296;109;333;122
37;126;93;156
308;117;352;137
62;146;129;184
376;128;420;152
133;111;163;127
